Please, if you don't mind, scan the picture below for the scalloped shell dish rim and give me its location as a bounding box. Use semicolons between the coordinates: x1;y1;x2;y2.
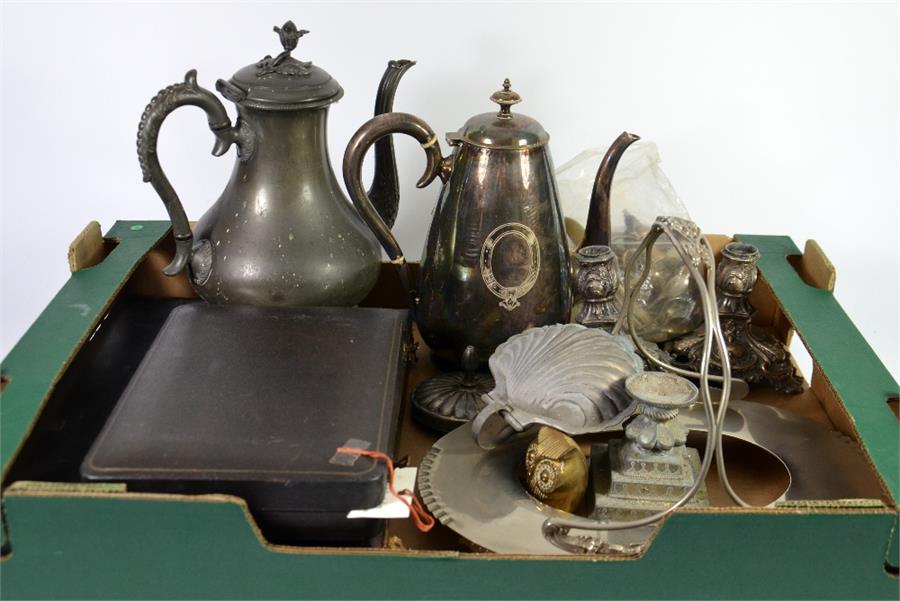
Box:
473;324;645;443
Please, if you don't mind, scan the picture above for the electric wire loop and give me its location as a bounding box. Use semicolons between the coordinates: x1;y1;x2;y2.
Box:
542;220;751;554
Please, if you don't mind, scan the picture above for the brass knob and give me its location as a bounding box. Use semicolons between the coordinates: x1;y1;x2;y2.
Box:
523;427;588;513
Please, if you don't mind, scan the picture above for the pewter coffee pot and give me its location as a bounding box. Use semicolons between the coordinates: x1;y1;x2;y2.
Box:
137;21;414;307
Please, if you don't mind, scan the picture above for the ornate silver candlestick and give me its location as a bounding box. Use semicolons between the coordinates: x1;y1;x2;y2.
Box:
574;245;620;331
590;372;708;522
667;242;803;394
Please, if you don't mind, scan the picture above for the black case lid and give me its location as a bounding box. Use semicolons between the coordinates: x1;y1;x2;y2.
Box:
82;303;409;512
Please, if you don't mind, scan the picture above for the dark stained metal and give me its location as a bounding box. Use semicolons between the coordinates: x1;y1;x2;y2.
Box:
574;245;621;330
579;131;641;249
368;60;416;228
666;242;805;394
411;345;494;432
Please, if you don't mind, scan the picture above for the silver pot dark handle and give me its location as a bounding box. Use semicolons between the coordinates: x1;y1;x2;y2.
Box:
342;112;447;265
136;70;254;276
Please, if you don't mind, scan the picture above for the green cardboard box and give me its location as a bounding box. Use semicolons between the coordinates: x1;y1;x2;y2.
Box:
1;221;897;599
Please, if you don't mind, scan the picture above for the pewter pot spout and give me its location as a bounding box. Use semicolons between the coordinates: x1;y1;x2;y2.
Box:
368;59;416;228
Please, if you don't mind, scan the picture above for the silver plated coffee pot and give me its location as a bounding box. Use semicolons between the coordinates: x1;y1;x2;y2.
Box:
137;21;414;307
344;80;572;363
344;79;639;431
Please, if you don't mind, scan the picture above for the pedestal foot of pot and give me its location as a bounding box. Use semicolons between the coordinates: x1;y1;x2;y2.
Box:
411;345;495;432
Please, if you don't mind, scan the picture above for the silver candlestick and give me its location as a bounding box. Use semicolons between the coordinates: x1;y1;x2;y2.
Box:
590;371;708;522
574;245;620;331
667;242;804;394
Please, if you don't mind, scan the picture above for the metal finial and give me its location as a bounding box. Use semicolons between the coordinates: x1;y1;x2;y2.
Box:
273;21;309;54
490;77;521;118
460;345;480;385
460;345;478;372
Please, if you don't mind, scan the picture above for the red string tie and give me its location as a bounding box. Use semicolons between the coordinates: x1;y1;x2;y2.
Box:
336;447;435;533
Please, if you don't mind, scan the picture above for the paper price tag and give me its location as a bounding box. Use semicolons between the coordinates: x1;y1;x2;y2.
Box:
346;467;417;519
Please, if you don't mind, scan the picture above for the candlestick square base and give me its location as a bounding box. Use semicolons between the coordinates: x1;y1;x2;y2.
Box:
590;440;709;522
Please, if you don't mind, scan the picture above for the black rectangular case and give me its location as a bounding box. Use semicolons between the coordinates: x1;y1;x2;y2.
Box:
81;302;410;546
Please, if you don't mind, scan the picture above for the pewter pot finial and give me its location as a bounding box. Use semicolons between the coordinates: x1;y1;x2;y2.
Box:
273;21;308;54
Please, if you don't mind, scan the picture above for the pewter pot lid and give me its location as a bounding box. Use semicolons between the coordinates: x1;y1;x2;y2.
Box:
216;21;344;110
450;79;550;150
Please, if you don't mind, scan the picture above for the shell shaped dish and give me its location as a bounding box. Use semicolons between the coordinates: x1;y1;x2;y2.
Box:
473;324;644;448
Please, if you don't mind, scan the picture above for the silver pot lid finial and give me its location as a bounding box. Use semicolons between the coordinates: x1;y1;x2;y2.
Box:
490;78;522;119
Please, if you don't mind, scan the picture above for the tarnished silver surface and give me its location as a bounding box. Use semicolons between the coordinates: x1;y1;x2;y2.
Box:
471;324;644;448
343;81;571;366
544;216;737;552
592;373;709;522
573;245;620;331
418;399;879;555
591;441;708;522
623;372;697;452
418;427;654;556
667;242;805;394
411;345;494;432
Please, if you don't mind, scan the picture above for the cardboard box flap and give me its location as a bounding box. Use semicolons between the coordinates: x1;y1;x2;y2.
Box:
737;234;899;505
1;221;172;481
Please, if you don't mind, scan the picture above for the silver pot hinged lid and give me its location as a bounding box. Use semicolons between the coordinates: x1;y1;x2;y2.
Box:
215;21;344;110
448;79;550;150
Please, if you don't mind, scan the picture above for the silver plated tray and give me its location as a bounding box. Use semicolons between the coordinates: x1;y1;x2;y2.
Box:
418;400;877;555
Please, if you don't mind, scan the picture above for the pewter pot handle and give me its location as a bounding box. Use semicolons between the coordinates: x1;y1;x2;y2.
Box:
136;69;254;276
343;112;447;264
